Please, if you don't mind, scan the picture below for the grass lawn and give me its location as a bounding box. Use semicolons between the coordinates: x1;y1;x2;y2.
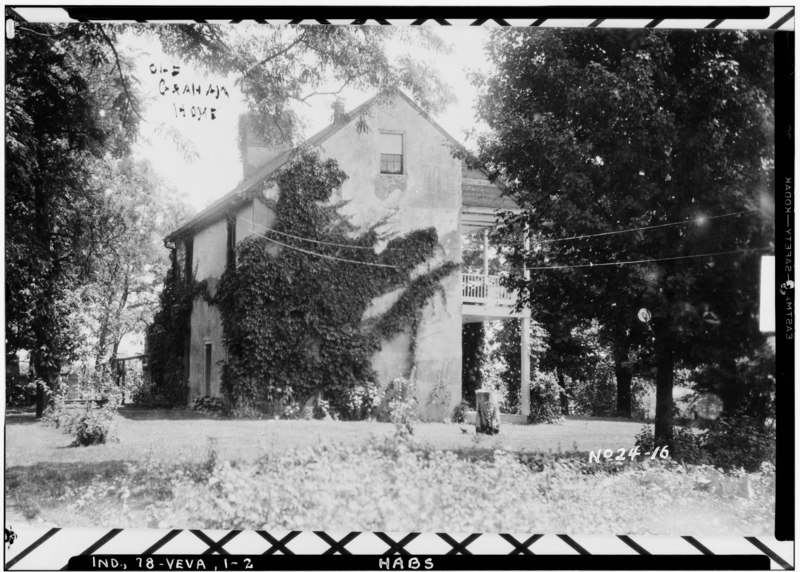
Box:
5;410;773;535
5;410;650;466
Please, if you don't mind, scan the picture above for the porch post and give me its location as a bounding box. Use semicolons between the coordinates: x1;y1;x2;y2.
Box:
520;225;531;417
482;228;489;276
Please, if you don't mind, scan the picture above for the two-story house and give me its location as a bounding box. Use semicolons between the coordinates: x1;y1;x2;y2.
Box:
164;91;532;420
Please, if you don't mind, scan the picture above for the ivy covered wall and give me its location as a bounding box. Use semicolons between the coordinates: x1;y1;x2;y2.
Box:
211;149;459;418
165;94;466;419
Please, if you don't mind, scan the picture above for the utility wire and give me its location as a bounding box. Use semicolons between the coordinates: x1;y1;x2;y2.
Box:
239;216;402;251
526;246;771;270
538;209;758;244
254;231;401;270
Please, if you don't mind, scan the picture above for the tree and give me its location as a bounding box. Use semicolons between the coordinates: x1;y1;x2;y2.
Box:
475;29;774;445
6;22;141;415
149;24;454;143
69;159;192;372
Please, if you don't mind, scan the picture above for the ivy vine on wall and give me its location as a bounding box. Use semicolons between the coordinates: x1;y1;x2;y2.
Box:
211;149;458;416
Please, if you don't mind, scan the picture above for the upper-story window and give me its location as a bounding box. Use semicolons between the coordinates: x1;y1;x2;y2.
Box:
380;132;403;174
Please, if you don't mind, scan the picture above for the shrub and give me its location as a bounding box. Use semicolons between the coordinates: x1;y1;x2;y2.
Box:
69;403;119;446
528;371;563;424
333;383;382;420
570;370;617;417
313;398;331;420
634;425;708;465
379;373;418;436
704;412;776;472
452;400;471;423
282;402;301;419
154;442;774;535
192;396;224;415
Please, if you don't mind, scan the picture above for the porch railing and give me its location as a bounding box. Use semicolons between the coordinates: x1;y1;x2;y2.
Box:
462;273;516;306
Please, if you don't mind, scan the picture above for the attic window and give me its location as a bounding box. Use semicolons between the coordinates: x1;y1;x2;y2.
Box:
380;132;403;174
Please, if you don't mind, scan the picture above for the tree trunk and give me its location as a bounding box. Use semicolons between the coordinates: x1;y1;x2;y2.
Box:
556;369;569;415
717;356;741;417
31;348;57;419
475;389;500;435
613;331;633;417
653;321;674;447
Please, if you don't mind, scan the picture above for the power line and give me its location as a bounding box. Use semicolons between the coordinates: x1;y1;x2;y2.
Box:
254;231;402;270
526;246;771;270
239;216;402;251
538;209;759;244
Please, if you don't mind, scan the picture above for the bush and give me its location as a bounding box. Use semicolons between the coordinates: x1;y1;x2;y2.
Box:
634;413;775;472
379;374;418;436
132;375;187;409
154;443;774;535
452;400;471;423
333;383;382;420
313;398;331;420
528;371;563;424
704;412;776;472
634;425;708;465
570;371;617;417
69;403;119;446
192;396;224;415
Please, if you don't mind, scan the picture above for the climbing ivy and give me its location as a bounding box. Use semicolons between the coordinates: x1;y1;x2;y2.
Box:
213;149;458;416
144;254;194;407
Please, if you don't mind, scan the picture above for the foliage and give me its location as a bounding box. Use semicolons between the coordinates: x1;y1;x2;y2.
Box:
704;412;776;472
192;396;225;415
635;425;708;466
569;363;617;417
691;341;776;424
635;412;775;472
528;371;565;424
336;382;383;421
143;259;198;408
461;322;486;407
68;403;120;446
5;22;143;415
150;24;455;147
451;400;471;424
213;150;457;414
379;374;419;437
492;318;551;414
45;376;121;447
148;443;774;534
476;29;775;443
69;159;192;371
313;398;332;420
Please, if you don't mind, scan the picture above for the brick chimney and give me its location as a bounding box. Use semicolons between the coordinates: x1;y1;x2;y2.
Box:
237;112;292;179
332;98;346;124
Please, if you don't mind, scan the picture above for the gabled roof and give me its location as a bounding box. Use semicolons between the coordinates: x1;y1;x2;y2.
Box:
165;90;506;243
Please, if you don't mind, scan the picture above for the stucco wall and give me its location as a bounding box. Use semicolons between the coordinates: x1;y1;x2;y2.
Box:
187;201;276;401
318;96;463;420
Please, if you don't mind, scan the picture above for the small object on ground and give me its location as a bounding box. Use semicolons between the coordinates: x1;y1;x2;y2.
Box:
460;426;469;434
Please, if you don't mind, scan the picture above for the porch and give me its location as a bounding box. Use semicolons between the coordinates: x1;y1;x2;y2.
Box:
461;273;530;323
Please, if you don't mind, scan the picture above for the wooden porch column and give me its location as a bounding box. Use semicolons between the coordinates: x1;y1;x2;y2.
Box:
520;226;531;417
482;228;489;276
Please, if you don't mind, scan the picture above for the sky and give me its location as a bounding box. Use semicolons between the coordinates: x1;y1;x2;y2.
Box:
122;26;493;214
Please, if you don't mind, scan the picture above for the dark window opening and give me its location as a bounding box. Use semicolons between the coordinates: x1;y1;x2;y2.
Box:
226;215;236;269
184;237;194;285
204;343;212;396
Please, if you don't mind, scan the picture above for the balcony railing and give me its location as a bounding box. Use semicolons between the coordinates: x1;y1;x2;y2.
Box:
462;273;516;306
